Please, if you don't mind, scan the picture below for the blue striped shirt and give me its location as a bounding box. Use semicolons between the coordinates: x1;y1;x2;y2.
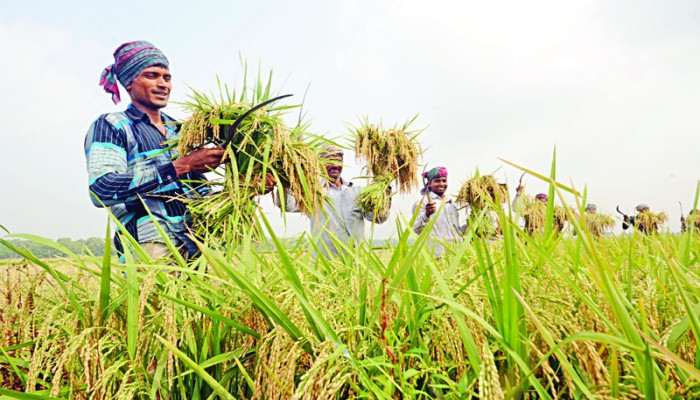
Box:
84;104;206;254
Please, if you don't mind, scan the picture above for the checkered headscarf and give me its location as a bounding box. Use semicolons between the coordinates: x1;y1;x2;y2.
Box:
424;167;448;182
100;41;169;104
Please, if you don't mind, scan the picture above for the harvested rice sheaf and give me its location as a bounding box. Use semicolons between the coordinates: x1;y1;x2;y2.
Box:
635;211;668;234
352;117;423;215
519;195;572;234
175;75;327;242
686;212;700;232
455;172;507;237
356;176;393;220
456;172;507;210
584;213;615;236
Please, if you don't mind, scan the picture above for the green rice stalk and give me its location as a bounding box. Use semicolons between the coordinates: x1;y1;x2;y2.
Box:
356;177;393;220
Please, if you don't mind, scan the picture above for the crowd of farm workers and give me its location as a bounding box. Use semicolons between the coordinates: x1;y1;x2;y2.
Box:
85;41;698;261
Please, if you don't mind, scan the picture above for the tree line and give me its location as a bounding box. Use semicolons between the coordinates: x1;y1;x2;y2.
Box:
0;237;113;259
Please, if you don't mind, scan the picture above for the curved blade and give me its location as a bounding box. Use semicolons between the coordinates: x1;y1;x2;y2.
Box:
421;164;430;196
518;172;526;185
616;205;624;215
679;201;683;216
221;94;293;148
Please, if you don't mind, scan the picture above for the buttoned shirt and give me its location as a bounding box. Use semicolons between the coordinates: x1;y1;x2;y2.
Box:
84;104;207;254
412;192;466;258
279;178;387;257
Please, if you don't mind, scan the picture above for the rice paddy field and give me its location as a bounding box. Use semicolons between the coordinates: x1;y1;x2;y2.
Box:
1;185;700;400
3;72;700;398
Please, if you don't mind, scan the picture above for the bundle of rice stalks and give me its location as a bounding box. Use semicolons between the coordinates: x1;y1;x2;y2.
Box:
455;172;507;210
584;213;615;236
635;211;668;234
352;117;423;215
176;70;327;243
686;212;700;232
356;176;393;220
520;196;572;234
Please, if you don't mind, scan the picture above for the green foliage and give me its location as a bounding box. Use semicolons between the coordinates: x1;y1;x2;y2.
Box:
2;158;700;398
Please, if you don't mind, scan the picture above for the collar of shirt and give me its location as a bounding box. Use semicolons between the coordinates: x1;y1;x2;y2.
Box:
124;103;177;126
324;177;353;190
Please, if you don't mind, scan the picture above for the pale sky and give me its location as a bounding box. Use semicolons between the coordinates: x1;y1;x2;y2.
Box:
1;0;699;240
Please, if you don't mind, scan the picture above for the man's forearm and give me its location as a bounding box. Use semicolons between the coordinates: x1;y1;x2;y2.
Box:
89;163;177;207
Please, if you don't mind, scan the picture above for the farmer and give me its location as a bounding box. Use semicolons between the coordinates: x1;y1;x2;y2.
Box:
84;41;225;259
581;203;613;237
412;167;467;258
511;184;557;234
512;183;547;209
681;209;699;233
622;203;651;233
585;203;597;214
276;146;390;258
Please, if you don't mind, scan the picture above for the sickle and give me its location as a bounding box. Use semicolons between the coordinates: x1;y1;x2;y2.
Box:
221;94;293;148
616;205;625;215
420;164;431;198
679;201;684;216
518;172;526;185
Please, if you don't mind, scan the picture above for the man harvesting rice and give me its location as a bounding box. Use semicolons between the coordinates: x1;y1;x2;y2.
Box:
622;203;667;234
581;203;614;237
512;183;548;208
85;41;225;259
511;184;569;234
681;209;699;233
276;146;390;258
412;167;466;258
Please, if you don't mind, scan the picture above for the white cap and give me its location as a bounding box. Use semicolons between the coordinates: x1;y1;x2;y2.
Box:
635;203;650;212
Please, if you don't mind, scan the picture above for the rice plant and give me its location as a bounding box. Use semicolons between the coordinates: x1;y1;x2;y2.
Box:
2;159;700;399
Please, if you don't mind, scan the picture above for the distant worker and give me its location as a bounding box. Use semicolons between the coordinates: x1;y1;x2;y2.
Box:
582;203;614;236
512;183;548;210
512;184;560;234
622;203;667;234
622;203;649;233
681;209;700;233
276;146;389;258
412;167;466;258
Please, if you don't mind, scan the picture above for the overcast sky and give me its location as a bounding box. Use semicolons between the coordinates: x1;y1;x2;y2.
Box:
1;0;699;240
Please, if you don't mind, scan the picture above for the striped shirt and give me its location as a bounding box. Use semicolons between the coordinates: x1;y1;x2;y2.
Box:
84;104;207;254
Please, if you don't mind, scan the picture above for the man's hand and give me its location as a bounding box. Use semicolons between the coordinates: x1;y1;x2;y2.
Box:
516;184;524;194
681;216;686;223
623;214;630;222
173;147;225;176
425;201;436;218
